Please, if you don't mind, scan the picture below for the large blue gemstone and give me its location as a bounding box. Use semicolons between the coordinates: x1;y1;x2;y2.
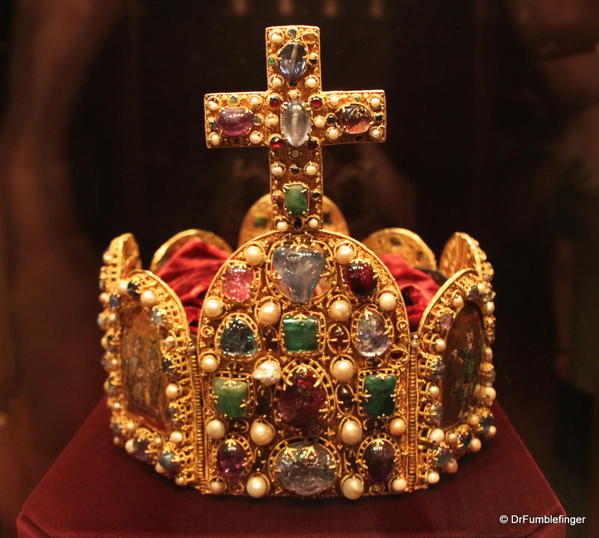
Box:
276;42;307;80
219;317;257;358
273;247;325;303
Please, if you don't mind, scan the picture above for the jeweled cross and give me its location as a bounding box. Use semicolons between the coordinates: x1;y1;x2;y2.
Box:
204;25;386;233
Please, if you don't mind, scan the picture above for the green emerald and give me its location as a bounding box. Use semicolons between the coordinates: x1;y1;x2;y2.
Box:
268;56;276;65
283;315;319;352
363;375;397;417
284;184;309;217
213;378;249;418
229;95;238;104
254;215;269;229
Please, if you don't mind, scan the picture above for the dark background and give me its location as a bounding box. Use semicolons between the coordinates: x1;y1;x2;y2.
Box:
1;0;598;536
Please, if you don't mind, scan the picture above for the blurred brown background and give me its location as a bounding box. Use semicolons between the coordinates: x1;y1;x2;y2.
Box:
1;0;598;536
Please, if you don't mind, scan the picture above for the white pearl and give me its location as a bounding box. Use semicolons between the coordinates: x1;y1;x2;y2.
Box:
249;95;261;108
249;131;263;144
204;297;224;318
209;478;226;494
175;476;186;486
265;114;279;128
446;432;458;445
328;94;339;107
155;462;166;474
378;291;397;311
169;431;184;444
484;346;493;361
444;458;458;473
271;76;283;89
253;359;281;386
482;386;496;403
428;385;441;399
341;476;364;500
99;292;109;305
209;133;221;146
391;477;407;493
287;89;300;100
140;290;157;307
435;338;447;352
429;428;445;443
151;437;163;448
468;414;480;427
485;301;495;314
477;282;488;295
308;217;320;229
426;471;440;484
102;251;112;264
389;417;407;436
327;127;340;141
305;163;318;176
250;420;275;445
246;475;269;498
469;437;482;452
305;76;318;89
206;419;226;440
276;220;289;232
452;295;464;309
270;31;283;44
106;312;118;326
165;383;180;399
335;243;355;264
117;279;129;295
258;301;281;325
369;127;382;139
200;353;219;373
313;116;326;129
207;100;219;111
370;96;382;110
340;419;362;445
125;439;136;454
329;299;351;321
271;163;284;176
486;425;497;439
332;358;355;382
125;421;136;432
164;336;175;349
244;245;264;266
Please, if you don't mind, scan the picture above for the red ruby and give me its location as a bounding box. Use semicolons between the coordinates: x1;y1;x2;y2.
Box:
216;439;247;478
343;260;377;297
310;96;323;109
269;96;282;109
270;136;284;148
275;368;326;434
222;265;253;302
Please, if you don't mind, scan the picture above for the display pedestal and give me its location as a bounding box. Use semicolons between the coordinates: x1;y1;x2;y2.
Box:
18;400;565;537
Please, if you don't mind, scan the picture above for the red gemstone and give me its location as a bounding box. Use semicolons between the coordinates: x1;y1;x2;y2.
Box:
222;265;253;302
329;325;349;352
364;439;394;482
343;260;377;297
216;439;247;478
269;96;282;109
310;96;323;109
270;136;284;148
337;103;372;134
276;368;326;434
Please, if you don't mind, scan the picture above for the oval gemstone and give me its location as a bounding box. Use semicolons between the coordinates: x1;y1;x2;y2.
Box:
433;446;451;467
273;247;326;303
276;42;307;80
158;450;179;474
273;441;336;496
216;439;247;478
337;103;372;134
222;265;253;302
275;367;326;434
364;439;395;482
356;310;390;357
281;100;311;147
343;260;377;297
219;317;258;358
216;107;254;136
337;385;355;414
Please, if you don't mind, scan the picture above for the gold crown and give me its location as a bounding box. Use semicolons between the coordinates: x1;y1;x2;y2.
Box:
97;25;497;500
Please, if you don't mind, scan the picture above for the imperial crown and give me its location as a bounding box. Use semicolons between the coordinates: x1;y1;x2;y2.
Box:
98;25;497;499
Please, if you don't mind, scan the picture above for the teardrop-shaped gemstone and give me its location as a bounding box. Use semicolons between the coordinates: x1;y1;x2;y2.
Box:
273;441;336;496
337;103;372;134
222;265;253;302
364;439;395;482
276;42;307;80
219;317;258;358
273;247;325;303
275;367;326;434
216;439;247;478
337;385;355;413
216;107;254;136
343;260;377;297
281;100;311;147
356;310;390;357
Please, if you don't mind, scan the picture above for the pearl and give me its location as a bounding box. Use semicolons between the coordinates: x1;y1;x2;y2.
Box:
175;476;186;486
257;301;281;325
452;295;464;309
389;417;407;436
253;359;281;386
207;100;219;111
335;243;355;264
482;386;496;403
313;115;326;128
209;133;221;146
276;220;289;232
308;217;320;229
435;338;447;352
486;425;497;439
369;127;382;140
140;290;157;307
200;353;219;373
106;312;118;326
446;432;458;445
332;358;355;382
169;431;184;444
305;76;318;89
328;94;339;107
428;385;441;399
265;114;279;128
206;419;226;440
370;96;382;110
484;346;493;361
249;95;261;108
271;76;283;89
271;163;284;176
326;127;340;141
429;428;445;443
209;478;226;494
305;163;318;176
341;476;364;500
340;419;362;445
391;477;407;493
155;462;166;474
469;437;482;452
246;475;269;498
244;245;264;266
249;131;263;144
126;421;136;432
444;458;458;473
151;437;163;448
165;383;180;399
204;297;224;318
477;282;488;295
426;471;440;484
378;291;397;311
329;299;351;321
113;436;121;446
287;89;300;100
117;279;129;295
99;292;109;305
270;31;283;44
102;251;112;264
250;420;275;446
125;439;136;454
163;335;175;350
485;301;495;315
468;414;480;427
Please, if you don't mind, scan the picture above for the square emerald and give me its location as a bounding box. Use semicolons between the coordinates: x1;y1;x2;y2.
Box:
284;184;308;217
213;378;249;418
282;315;319;352
363;374;397;417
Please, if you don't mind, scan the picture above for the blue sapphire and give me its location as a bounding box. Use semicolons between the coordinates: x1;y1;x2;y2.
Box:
158;450;179;474
219;317;258;358
277;42;307;80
